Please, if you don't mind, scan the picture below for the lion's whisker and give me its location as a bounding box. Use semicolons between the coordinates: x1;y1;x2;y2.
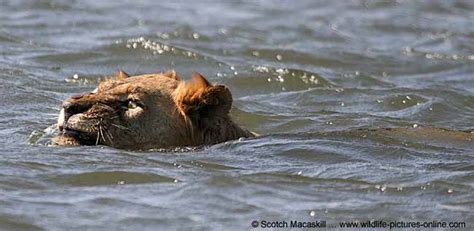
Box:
96;127;100;145
99;125;106;145
104;127;114;145
111;123;131;131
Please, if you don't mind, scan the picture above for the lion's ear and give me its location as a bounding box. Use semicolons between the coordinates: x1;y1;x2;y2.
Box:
174;72;232;120
114;70;130;80
162;69;180;80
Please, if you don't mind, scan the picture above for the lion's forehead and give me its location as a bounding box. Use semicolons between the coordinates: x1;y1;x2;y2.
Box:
97;75;179;96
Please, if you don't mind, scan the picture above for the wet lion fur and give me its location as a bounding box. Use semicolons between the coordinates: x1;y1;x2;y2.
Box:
53;70;255;149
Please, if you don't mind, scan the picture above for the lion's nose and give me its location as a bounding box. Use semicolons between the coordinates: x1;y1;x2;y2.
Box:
62;95;91;115
62;100;76;113
58;95;93;130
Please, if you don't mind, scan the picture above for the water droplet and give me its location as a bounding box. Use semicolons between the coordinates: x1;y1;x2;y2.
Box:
402;100;406;104
230;66;235;71
160;33;169;39
174;179;179;183
447;189;453;194
234;71;238;76
297;171;302;175
309;211;316;217
340;102;345;106
253;65;270;73
219;28;227;35
267;78;272;82
275;68;287;75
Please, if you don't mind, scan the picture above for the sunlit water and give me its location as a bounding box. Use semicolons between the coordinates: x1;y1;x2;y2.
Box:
0;0;473;230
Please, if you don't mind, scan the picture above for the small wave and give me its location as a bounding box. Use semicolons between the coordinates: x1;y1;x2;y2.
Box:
403;46;474;61
49;171;177;186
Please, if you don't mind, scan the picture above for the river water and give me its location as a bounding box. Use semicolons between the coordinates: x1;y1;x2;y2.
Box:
0;0;473;230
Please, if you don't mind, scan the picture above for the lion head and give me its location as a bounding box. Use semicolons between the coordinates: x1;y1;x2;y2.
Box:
53;70;255;149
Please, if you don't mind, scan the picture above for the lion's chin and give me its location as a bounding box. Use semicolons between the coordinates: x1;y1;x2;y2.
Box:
52;134;82;146
52;129;98;146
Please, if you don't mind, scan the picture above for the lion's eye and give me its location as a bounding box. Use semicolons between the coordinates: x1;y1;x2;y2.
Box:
127;100;138;109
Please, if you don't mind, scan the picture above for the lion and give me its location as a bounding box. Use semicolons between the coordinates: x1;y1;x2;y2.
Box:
52;70;256;149
53;70;473;150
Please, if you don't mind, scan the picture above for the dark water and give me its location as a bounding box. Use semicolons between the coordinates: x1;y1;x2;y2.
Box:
1;0;473;230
